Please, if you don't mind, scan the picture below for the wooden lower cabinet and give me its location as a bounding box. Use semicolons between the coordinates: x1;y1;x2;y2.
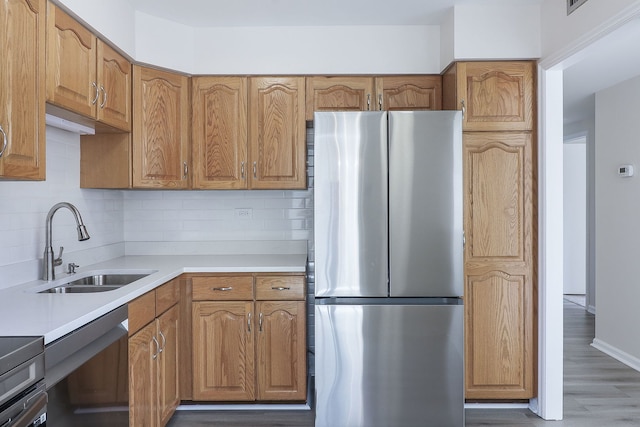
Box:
129;280;180;427
190;273;307;402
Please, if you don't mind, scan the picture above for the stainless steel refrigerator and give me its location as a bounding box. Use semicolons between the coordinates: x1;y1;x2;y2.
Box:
314;110;464;427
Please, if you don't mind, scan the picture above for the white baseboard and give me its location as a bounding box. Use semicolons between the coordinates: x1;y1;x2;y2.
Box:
592;338;640;372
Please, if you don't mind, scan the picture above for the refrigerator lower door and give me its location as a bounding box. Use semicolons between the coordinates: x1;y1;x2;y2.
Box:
315;302;464;427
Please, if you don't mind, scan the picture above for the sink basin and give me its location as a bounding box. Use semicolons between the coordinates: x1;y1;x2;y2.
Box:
38;272;153;294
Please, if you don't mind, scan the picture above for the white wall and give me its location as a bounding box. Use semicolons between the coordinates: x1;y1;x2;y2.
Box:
541;0;640;60
593;74;640;363
0;128;125;289
563;140;586;295
452;0;541;61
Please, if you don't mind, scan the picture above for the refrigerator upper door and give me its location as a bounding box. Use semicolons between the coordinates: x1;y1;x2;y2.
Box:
389;111;463;297
314;112;389;297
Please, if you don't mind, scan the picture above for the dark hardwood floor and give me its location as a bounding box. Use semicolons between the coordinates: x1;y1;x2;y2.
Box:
167;300;640;426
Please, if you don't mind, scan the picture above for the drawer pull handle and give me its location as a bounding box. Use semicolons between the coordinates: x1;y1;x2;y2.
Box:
212;287;233;291
152;336;160;360
248;312;252;332
272;287;291;291
259;312;263;332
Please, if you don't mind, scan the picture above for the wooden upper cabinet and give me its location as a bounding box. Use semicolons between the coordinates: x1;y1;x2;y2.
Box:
249;77;306;189
96;40;131;131
192;76;248;189
376;75;442;111
46;3;97;118
0;0;46;180
132;65;190;189
444;61;535;131
305;76;375;120
46;3;131;131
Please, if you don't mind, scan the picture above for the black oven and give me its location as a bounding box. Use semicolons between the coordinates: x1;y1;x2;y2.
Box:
0;336;47;427
45;306;128;426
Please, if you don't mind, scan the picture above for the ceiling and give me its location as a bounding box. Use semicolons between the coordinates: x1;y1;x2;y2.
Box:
128;0;640;127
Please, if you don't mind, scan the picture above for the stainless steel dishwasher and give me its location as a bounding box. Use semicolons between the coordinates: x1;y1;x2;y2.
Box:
0;336;47;426
45;306;129;426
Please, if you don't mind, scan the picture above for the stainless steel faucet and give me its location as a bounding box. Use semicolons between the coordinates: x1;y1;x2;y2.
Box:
43;202;90;281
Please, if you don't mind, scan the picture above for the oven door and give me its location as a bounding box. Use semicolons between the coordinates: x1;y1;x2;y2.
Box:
0;382;47;427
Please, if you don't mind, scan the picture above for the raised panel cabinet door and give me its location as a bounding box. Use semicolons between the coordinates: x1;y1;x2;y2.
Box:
0;0;46;180
96;40;131;131
464;132;533;267
133;65;190;188
249;77;306;189
256;301;307;401
192;301;255;401
464;271;534;399
157;304;180;427
129;322;159;427
376;75;442;111
456;61;534;131
46;3;97;118
305;76;375;120
192;76;248;189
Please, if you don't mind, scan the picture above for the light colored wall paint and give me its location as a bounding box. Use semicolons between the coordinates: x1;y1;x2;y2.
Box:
540;0;640;61
594;74;640;360
453;1;541;60
440;8;455;71
563;140;586;295
134;12;195;73
190;25;440;74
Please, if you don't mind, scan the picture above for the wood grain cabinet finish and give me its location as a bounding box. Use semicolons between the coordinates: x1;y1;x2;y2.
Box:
305;76;375;120
192;76;248;189
305;75;442;120
249;77;306;189
46;4;131;131
129;280;180;427
133;65;190;189
443;61;534;131
463;131;535;399
444;61;537;401
0;0;46;180
190;273;306;402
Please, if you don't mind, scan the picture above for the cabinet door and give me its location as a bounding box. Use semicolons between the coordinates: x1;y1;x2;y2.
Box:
46;3;97;118
157;305;180;427
0;0;46;180
463;132;535;399
96;40;131;131
192;301;255;401
192;76;248;189
376;75;442;111
249;77;306;189
256;301;306;401
305;76;375;120
133;65;190;188
129;322;158;427
455;62;534;131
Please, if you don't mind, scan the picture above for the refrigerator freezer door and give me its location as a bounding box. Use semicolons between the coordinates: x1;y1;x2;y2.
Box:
314;112;389;297
315;303;464;427
389;111;463;297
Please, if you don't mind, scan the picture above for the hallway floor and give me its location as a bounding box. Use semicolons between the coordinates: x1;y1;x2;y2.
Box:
167;300;640;426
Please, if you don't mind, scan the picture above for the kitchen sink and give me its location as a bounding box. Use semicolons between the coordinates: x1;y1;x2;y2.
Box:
38;272;153;294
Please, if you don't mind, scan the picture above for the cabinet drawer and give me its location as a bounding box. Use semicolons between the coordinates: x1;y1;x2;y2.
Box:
256;275;305;300
156;278;180;315
128;291;156;336
192;276;254;300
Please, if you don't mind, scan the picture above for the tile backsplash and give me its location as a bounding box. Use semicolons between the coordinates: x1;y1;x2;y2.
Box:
0;126;314;289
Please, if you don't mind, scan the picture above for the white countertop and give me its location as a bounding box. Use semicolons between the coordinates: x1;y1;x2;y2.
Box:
0;254;307;344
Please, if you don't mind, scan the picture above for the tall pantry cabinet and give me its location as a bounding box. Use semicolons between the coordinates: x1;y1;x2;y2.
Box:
443;61;537;400
0;0;46;180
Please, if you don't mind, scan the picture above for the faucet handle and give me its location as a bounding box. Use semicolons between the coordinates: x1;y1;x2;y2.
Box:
68;262;79;274
53;246;64;267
